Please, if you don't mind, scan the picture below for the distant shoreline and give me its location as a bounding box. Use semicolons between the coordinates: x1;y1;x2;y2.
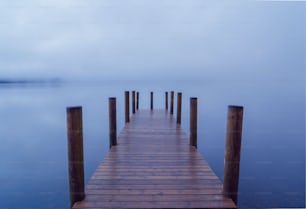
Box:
0;78;62;84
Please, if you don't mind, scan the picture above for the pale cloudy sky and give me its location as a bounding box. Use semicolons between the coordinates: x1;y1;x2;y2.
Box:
0;0;305;81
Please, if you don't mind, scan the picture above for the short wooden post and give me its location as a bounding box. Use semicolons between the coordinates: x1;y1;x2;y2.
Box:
125;91;130;123
109;97;117;149
170;91;174;115
177;92;182;124
223;105;244;205
136;92;139;110
150;92;153;110
132;91;136;114
190;98;197;148
67;107;85;208
165;92;168;110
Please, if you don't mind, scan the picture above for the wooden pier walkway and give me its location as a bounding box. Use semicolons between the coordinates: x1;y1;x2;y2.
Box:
72;109;237;209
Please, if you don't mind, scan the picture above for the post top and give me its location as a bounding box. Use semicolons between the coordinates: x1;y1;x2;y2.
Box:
228;105;244;110
67;106;82;111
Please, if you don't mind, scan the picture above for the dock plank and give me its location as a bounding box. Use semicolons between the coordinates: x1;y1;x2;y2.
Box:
73;110;236;209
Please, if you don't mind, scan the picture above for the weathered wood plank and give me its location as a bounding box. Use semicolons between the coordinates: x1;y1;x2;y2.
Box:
74;200;235;209
88;179;223;185
72;110;236;209
86;184;224;190
83;194;227;202
93;171;216;175
86;189;223;195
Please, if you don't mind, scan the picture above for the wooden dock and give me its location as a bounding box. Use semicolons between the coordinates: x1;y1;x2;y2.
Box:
71;109;237;209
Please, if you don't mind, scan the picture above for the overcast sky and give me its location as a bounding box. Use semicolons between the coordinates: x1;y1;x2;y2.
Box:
0;0;305;81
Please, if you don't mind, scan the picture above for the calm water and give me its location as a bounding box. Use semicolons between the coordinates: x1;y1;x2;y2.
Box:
0;80;304;209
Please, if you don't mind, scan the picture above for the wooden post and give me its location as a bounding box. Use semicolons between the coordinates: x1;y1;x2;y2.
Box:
223;105;244;205
177;92;182;124
165;92;168;110
150;92;153;110
67;107;85;208
109;97;117;149
136;92;139;110
170;91;174;115
190;98;197;148
132;91;136;114
125;91;130;123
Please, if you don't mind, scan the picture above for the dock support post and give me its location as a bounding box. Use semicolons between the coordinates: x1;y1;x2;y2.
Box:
177;92;182;124
109;98;117;149
190;98;197;148
132;91;136;114
223;105;244;205
150;92;153;110
170;91;174;115
125;91;130;123
136;92;139;110
165;92;168;110
67;107;85;208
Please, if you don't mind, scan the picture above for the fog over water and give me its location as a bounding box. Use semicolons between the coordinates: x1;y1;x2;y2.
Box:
0;0;305;208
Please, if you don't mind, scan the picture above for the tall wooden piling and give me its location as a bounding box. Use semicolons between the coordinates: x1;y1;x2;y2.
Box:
150;92;153;110
223;105;244;205
177;92;182;124
165;92;168;110
125;91;130;123
170;91;174;115
132;91;136;114
67;107;85;208
190;98;197;148
109;98;117;149
136;92;139;110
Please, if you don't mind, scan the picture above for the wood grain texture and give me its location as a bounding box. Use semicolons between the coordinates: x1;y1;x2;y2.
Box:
223;106;243;205
72;110;236;209
67;107;85;208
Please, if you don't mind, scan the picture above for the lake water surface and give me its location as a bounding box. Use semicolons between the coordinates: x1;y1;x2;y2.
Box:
0;80;304;208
